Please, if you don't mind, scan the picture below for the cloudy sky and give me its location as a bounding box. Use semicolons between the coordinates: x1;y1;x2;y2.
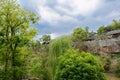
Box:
19;0;120;39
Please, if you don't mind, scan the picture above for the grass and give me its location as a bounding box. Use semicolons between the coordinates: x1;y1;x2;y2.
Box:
106;73;120;80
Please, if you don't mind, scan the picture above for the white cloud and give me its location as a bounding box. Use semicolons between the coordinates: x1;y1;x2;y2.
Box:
37;6;79;26
34;0;103;26
56;0;103;16
38;6;61;25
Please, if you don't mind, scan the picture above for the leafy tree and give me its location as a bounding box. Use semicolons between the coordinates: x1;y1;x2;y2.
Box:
72;27;88;51
112;19;120;30
104;20;120;32
97;25;105;35
41;34;51;42
55;49;106;80
0;0;39;80
49;36;72;80
72;27;88;41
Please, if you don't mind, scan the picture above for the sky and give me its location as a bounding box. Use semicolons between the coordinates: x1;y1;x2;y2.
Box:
19;0;120;39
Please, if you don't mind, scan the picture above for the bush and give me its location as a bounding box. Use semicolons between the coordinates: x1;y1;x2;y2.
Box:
29;53;50;80
55;49;106;80
115;58;120;77
98;54;111;72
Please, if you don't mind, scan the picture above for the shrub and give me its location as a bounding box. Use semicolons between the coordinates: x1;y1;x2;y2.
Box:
55;49;106;80
115;58;120;77
98;54;111;72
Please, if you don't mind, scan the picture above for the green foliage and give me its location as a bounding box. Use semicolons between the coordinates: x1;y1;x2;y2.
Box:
49;36;72;80
97;25;105;35
106;20;120;31
49;36;72;57
115;58;120;77
41;34;51;42
0;0;39;80
72;27;88;41
98;55;111;72
29;52;50;80
55;49;106;80
97;20;120;33
26;39;50;80
85;26;89;37
72;27;88;51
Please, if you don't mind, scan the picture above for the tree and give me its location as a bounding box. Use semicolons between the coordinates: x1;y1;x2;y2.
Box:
97;25;105;35
72;27;87;41
0;0;39;80
49;36;72;80
72;27;88;51
41;34;51;42
103;20;120;32
112;19;120;30
55;49;106;80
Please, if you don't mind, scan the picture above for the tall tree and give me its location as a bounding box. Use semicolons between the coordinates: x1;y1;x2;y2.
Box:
0;0;39;80
49;36;72;80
